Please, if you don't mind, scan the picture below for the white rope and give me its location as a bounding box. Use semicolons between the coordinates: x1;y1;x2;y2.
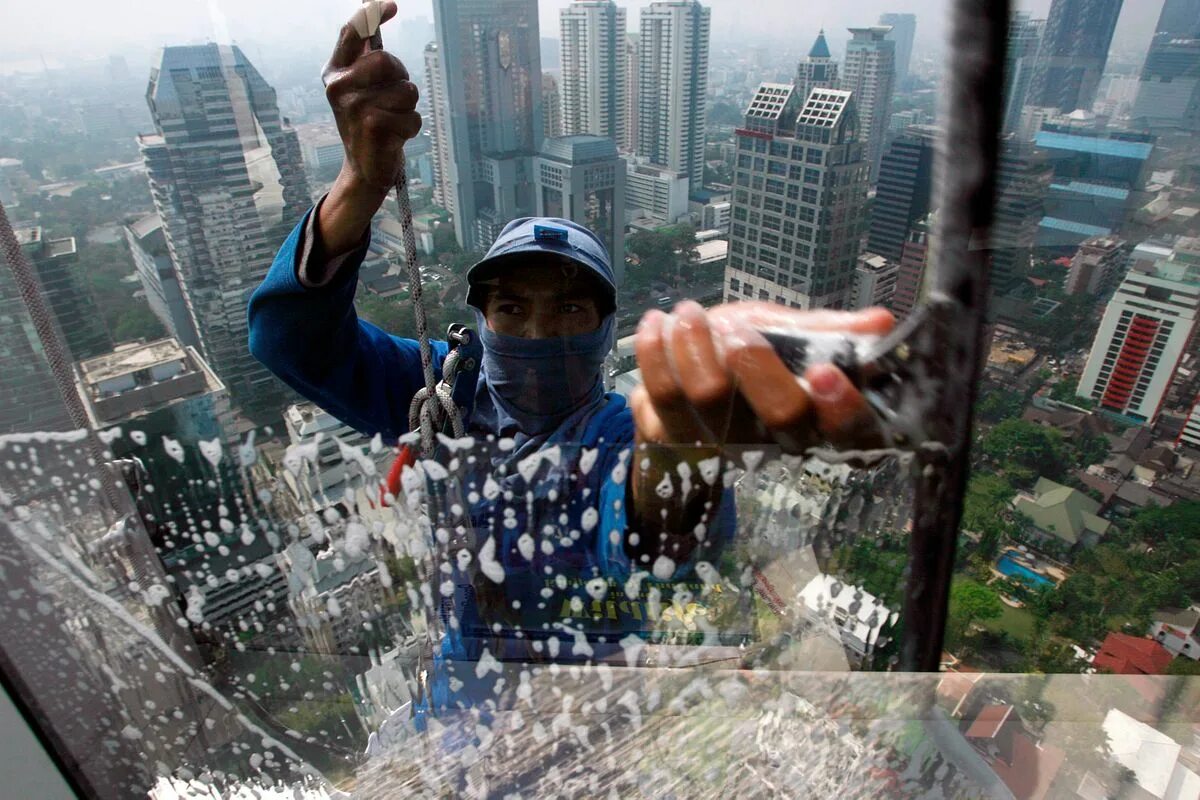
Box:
392;157;465;454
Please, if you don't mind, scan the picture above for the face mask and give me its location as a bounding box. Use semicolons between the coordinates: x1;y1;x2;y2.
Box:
474;311;614;436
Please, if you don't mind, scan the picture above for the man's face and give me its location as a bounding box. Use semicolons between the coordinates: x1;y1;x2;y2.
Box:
481;260;604;339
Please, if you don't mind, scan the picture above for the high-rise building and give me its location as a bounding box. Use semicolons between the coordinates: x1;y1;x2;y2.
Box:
423;43;455;216
795;30;840;104
637;0;711;194
1033;123;1153;249
1155;0;1200;37
432;0;543;250
623;33;639;152
533;135;626;282
16;226;112;361
892;213;934;319
542;73;563;139
560;0;627;147
879;13;917;86
851;252;899;310
1078;240;1200;423
140;45;310;421
841;27;897;183
991;144;1054;292
1066;234;1127;296
281;401;393;510
1131;0;1200;127
1029;0;1124;113
624;158;689;226
0;235;72;434
724;83;869;309
125;214;200;351
867;126;936;262
1003;13;1046;134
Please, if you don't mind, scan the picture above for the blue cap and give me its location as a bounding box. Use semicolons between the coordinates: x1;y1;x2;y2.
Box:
466;217;617;314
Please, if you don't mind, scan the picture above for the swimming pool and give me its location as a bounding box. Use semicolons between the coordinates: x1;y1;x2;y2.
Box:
996;552;1055;589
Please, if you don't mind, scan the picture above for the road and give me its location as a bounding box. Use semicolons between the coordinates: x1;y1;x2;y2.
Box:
922;706;1017;800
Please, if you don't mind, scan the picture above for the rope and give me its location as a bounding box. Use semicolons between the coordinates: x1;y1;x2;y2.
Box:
0;199;126;516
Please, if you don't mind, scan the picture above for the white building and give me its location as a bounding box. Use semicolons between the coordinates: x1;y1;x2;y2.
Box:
124;214;200;350
542;72;563;139
841;27;897;182
798;573;898;666
281;402;393;509
795;30;839;105
700;200;731;233
851;252;899;309
625;158;689;226
1102;709;1200;800
1180;395;1200;450
423;42;455;216
637;1;710;193
622;33;639;152
559;0;627;148
1078;239;1200;424
1066;234;1126;296
1149;605;1200;660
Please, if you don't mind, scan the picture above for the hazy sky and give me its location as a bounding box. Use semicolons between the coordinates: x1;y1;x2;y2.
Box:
0;0;1164;73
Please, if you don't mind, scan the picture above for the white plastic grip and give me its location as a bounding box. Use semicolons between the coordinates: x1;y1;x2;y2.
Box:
350;0;384;41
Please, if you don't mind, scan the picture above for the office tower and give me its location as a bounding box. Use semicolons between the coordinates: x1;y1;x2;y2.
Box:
560;0;627;147
851;253;899;310
879;13;917;86
140;44;310;421
623;33;639;152
0;238;72;433
724;84;868;309
432;0;543;250
542;73;563;139
991;144;1053;292
1065;234;1127;296
625;158;689;226
423;43;455;216
637;1;711;194
282;402;394;509
1135;0;1200;131
1004;13;1046;134
893;214;934;319
1078;239;1200;423
841;27;897;182
1029;0;1124;113
867;126;936;262
125;214;200;350
16;226;112;361
1033;124;1153;249
533;136;626;282
795;30;840;106
1156;0;1200;37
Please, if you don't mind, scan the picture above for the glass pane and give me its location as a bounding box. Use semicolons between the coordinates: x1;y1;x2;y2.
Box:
0;0;1196;797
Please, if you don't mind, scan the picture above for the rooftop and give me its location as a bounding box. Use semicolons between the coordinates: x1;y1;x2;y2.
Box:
79;339;190;384
126;213;162;241
744;83;795;122
1034;130;1154;161
1093;633;1173;676
796;88;853;129
808;30;831;59
539;135;620;164
1012;477;1111;545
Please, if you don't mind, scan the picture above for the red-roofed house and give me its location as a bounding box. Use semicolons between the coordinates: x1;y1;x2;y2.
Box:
965;704;1014;740
989;732;1066;800
1092;632;1173;675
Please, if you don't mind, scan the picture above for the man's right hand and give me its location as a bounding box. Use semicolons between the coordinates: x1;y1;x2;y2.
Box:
318;0;422;258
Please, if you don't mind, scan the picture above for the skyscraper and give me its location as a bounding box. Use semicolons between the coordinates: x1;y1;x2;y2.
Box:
623;33;639;152
1029;0;1124;113
795;30;839;103
140;44;310;421
879;13;917;86
0;238;72;434
1078;240;1200;423
125;214;200;351
533;136;626;281
423;42;455;216
559;0;627;147
841;27;897;183
1155;0;1200;37
1065;234;1126;296
1133;30;1200;132
892;213;934;320
17;226;112;361
991;144;1053;292
432;0;544;250
724;83;868;309
867;126;936;262
542;73;564;138
1003;13;1046;134
637;0;711;195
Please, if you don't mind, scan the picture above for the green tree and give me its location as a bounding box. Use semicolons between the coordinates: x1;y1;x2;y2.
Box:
975;388;1025;424
947;579;1004;643
112;306;166;344
1130;502;1200;546
980;419;1071;482
1166;657;1200;676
